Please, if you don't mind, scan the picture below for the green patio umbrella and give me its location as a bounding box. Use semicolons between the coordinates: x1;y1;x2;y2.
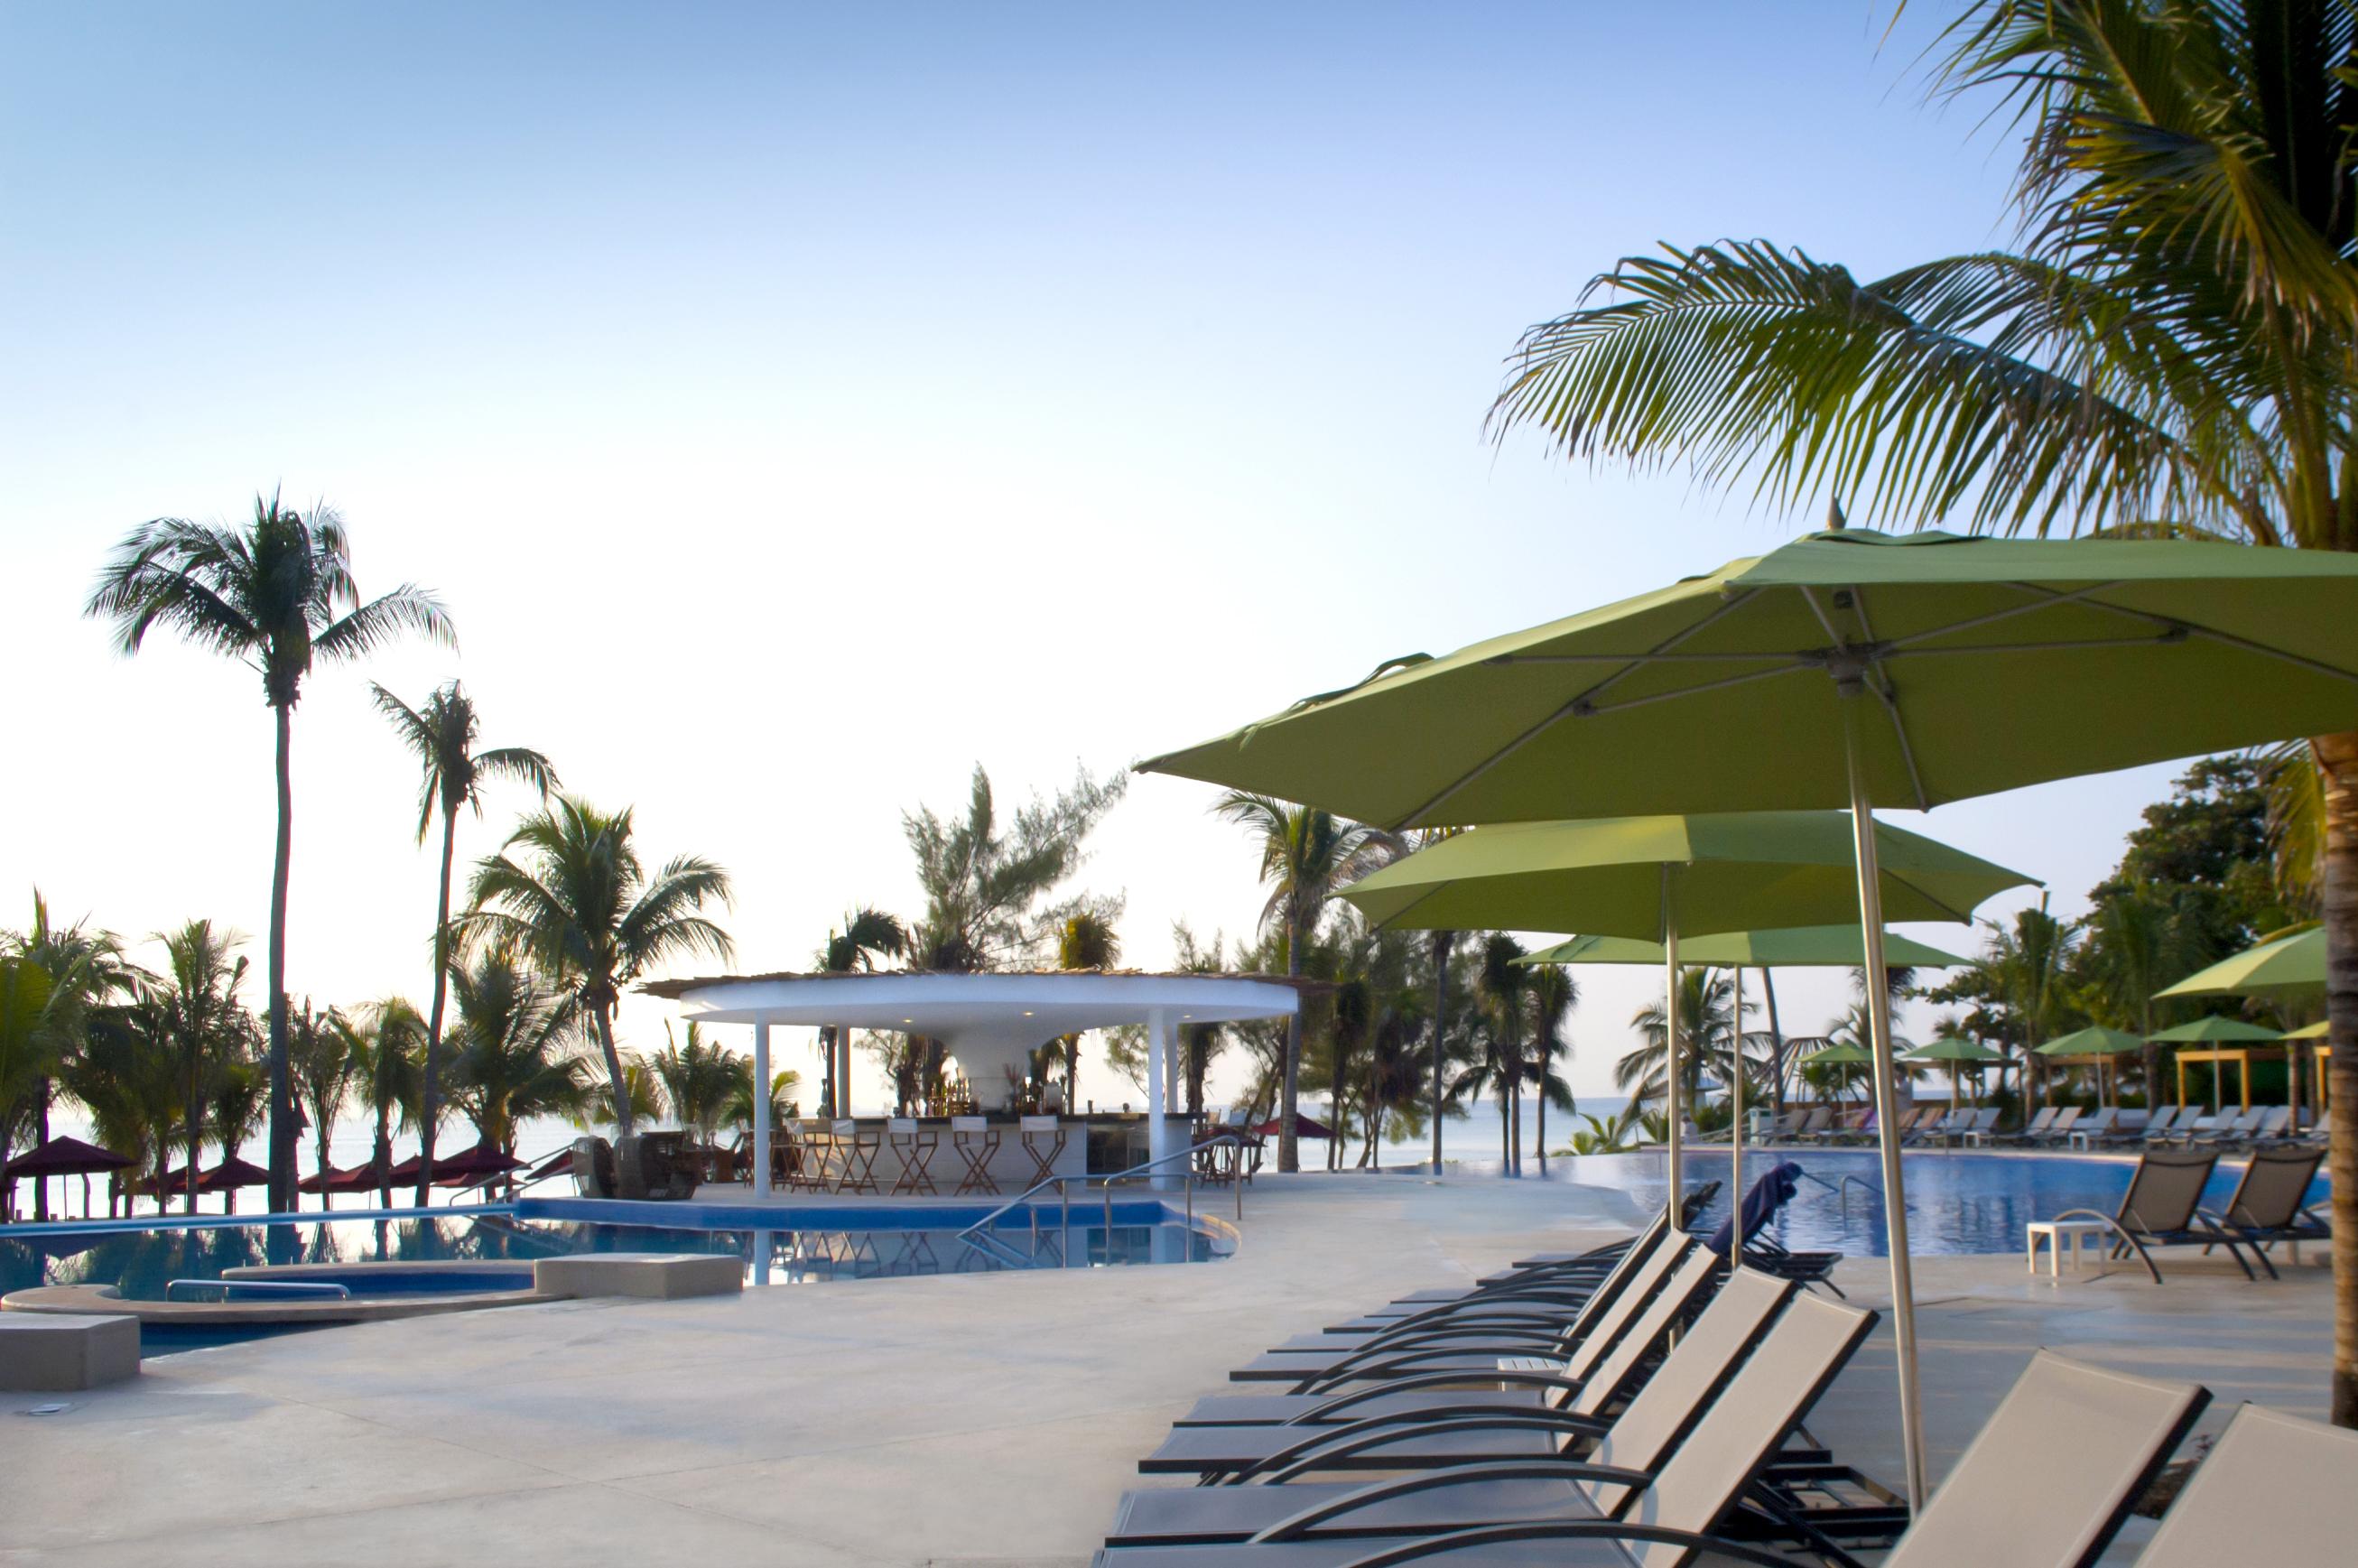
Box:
1521;925;1968;969
1519;923;1971;1219
2288;1020;2329;1040
1804;1041;1876;1063
1905;1035;2003;1111
1338;812;2031;1201
2030;1026;2145;1109
2156;925;2325;1000
1142;526;2358;1509
2148;1016;2286;1044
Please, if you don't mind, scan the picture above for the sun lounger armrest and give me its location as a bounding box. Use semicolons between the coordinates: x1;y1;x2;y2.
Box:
1241;1410;1622;1485
1291;1369;1594;1423
1332;1518;1818;1568
1347;1322;1570;1353
1249;1460;1659;1542
1292;1343;1563;1395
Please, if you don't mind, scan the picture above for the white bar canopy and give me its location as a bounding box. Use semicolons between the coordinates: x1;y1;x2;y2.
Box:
641;970;1306;1185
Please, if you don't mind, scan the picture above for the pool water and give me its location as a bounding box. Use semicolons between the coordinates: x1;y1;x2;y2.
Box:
1546;1148;2331;1257
0;1203;1224;1304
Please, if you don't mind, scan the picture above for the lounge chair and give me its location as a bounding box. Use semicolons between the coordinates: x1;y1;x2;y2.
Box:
2064;1107;2118;1146
2032;1105;2084;1146
1094;1283;1875;1558
1234;1236;1700;1390
2238;1104;2291;1146
1818;1109;1878;1146
2052;1147;2266;1283
2132;1403;2358;1567
2139;1106;2188;1144
1780;1108;1832;1144
1492;1184;1721;1276
1110;1353;2206;1568
2000;1105;2058;1146
1145;1249;1727;1472
1704;1163;1845;1296
1322;1220;1682;1335
1379;1216;1671;1314
2186;1107;2264;1147
2212;1146;2328;1259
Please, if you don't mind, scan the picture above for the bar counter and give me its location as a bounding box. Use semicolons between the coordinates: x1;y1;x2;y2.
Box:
775;1113;1199;1193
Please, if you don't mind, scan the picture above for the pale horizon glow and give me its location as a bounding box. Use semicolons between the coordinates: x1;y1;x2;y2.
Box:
1;3;2192;1124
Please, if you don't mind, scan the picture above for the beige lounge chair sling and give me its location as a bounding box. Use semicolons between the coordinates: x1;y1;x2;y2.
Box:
2133;1404;2358;1567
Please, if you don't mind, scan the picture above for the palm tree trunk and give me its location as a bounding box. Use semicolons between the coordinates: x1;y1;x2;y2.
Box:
1432;932;1456;1174
266;700;296;1213
416;809;457;1206
376;1107;393;1210
32;1083;49;1221
1761;969;1787;1118
2315;730;2358;1428
592;995;635;1140
184;1036;201;1216
1279;917;1303;1174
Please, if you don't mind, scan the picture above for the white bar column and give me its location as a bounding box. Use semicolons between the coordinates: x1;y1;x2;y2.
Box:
752;1019;772;1199
836;1029;853;1116
1147;1007;1171;1183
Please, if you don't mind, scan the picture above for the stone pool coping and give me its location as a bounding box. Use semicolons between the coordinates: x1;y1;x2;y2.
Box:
0;1251;739;1328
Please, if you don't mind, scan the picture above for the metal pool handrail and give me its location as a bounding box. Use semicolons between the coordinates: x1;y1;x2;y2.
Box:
164;1278;353;1301
955;1135;1246;1257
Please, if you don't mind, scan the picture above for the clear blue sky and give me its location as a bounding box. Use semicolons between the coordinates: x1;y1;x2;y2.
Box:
0;3;2187;1108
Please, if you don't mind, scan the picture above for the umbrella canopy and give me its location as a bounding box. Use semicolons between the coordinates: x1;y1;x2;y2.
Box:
2;1136;135;1180
2034;1025;2147;1057
2154;925;2325;1000
521;1148;579;1185
1802;1042;1877;1064
2288;1020;2329;1040
1520;924;1969;970
157;1156;271;1194
1249;1112;1335;1140
1340;814;2031;939
1143;529;2358;825
2149;1016;2285;1044
432;1141;525;1182
1905;1035;2003;1062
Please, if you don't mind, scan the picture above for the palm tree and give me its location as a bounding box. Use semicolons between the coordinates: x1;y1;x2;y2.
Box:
460;797;732;1142
372;680;555;1202
1055;911;1122;1100
86;495;453;1210
2086;890;2199;1107
1475;934;1530;1174
151;921;249;1214
1486;3;2358;1421
206;1044;266;1214
289;1002;365;1202
723;1062;803;1146
583;1055;666;1131
444;955;589;1156
1527;964;1578;1174
1214;793;1396;1172
814;909;908;1114
62;996;181;1215
653;1020;738;1147
1620;967;1740;1118
1171;922;1231;1116
4;894;135;1219
358;997;426;1209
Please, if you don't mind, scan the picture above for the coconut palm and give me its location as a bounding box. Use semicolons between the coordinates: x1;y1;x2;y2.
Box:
903;765;1126;972
583;1056;666;1131
62;997;181;1215
2085;890;2200;1105
723;1062;803;1144
289;1003;365;1204
1475;933;1531;1174
1487;2;2358;1420
1214;793;1397;1172
358;997;426;1209
86;495;453;1210
460;796;732;1142
814;908;908;1116
149;922;249;1214
444;955;589;1155
1619;967;1741;1118
371;680;555;1201
1527;963;1579;1174
653;1020;738;1147
206;1040;265;1214
4;895;136;1219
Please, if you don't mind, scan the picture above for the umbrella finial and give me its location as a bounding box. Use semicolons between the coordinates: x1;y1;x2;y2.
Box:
1825;496;1847;531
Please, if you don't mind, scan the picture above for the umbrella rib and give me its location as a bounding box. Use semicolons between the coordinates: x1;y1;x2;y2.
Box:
1394;589;1763;826
1846;587;1932;812
1876;581;2134;651
1991;580;2358;684
1566;662;1816;719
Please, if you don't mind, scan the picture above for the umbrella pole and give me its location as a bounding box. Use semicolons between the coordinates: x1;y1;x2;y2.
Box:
1661;866;1682;1216
1841;692;1927;1515
1730;966;1744;1266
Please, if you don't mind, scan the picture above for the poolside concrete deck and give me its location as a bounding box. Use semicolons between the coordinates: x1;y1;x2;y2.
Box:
0;1172;2331;1566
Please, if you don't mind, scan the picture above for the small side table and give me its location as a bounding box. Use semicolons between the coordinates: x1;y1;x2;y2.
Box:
2066;1129;2097;1150
2026;1219;2112;1277
1961;1129;1995;1148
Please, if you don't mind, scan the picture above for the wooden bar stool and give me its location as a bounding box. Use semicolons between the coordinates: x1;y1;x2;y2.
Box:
951;1116;1000;1195
887;1118;940;1195
797;1118;838;1192
1017;1114;1067;1187
831;1118;881;1194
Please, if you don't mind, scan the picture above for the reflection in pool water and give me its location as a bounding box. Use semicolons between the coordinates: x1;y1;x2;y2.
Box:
1536;1147;2330;1257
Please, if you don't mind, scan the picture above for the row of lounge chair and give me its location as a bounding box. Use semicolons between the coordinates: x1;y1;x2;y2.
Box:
1743;1101;2321;1154
2066;1146;2328;1283
1095;1205;2358;1566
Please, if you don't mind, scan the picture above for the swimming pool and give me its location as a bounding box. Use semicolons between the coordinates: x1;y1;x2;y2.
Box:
0;1198;1224;1309
1545;1148;2331;1256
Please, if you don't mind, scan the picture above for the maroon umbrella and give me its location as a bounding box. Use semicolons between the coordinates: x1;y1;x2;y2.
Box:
298;1161;381;1195
432;1141;525;1187
3;1136;135;1179
154;1156;271;1195
519;1147;578;1186
1249;1112;1337;1141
